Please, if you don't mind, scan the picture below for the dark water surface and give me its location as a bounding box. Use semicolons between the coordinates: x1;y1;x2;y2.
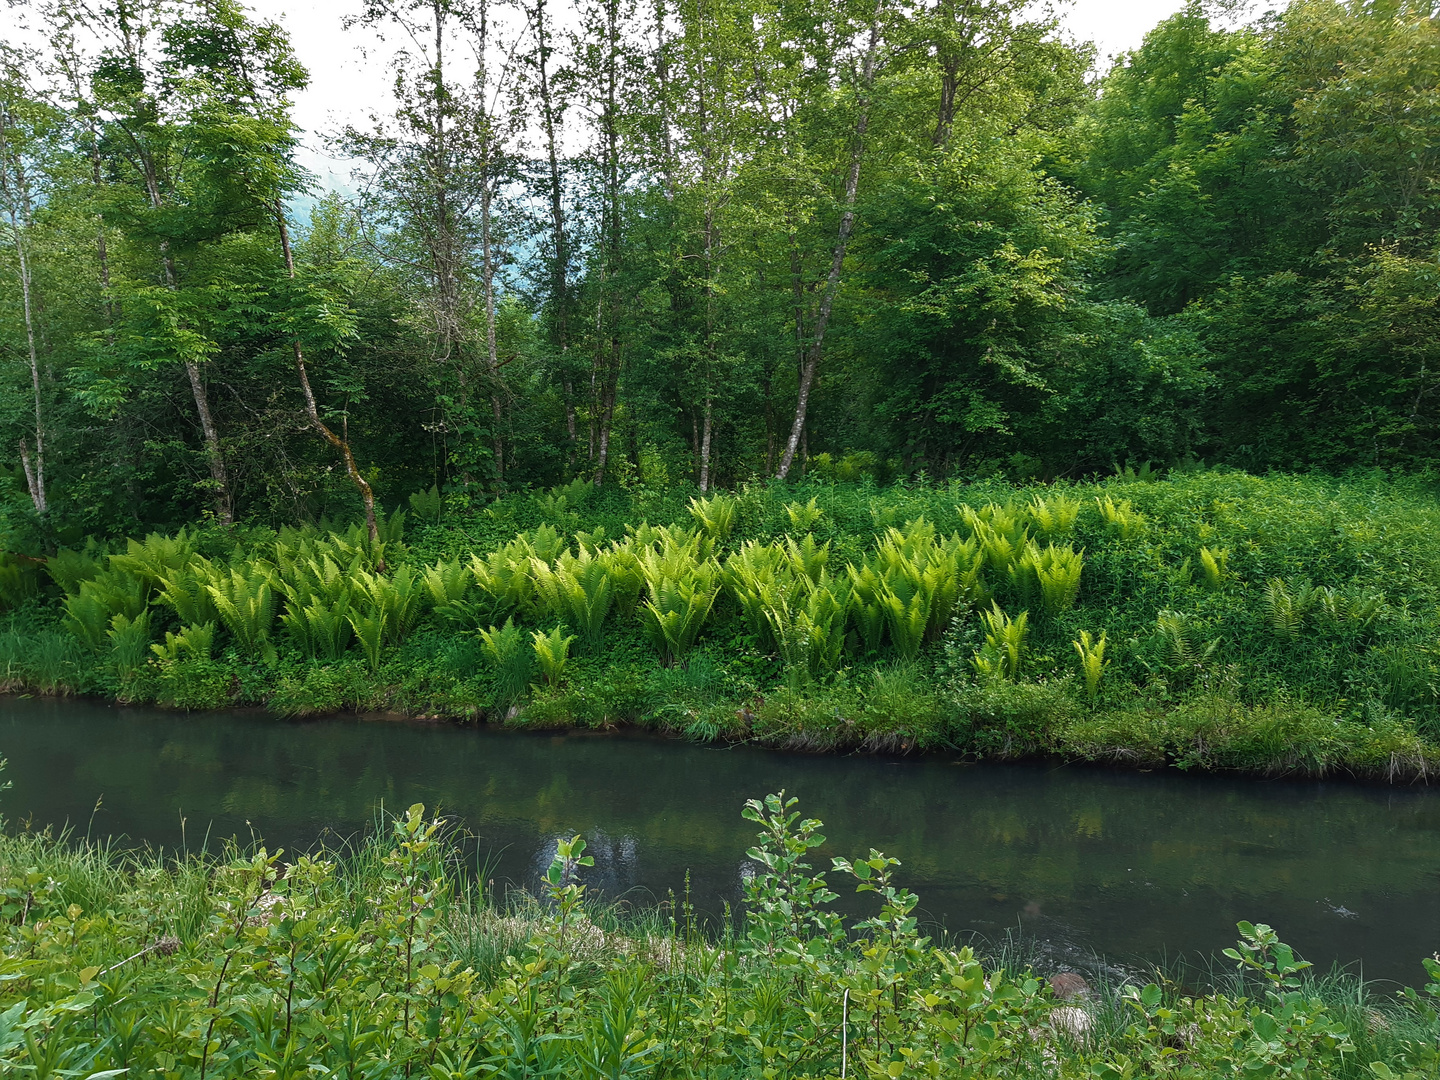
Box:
3;696;1438;984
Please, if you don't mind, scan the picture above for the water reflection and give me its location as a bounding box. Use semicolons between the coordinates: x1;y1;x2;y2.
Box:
2;696;1438;983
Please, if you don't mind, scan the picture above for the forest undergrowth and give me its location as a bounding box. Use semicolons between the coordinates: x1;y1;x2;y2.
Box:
3;790;1440;1079
3;470;1440;781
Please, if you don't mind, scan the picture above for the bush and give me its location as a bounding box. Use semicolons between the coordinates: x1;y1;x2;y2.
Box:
947;676;1078;757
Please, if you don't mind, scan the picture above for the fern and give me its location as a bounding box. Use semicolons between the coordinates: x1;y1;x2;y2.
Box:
468;544;537;624
283;594;353;661
479;618;533;708
205;563;279;661
846;563;889;656
1072;629;1108;702
1027;494;1080;539
763;574;850;688
1010;541;1084;617
1155;609;1220;675
154;557;222;628
1097;496;1146;540
350;566;428;648
973;603;1028;681
784;496;825;532
532;626;576;686
151;622;216;663
347;608;386;672
408;484;443;523
638;554;721;664
44;543;104;595
688;493;738;543
109;530;199;589
1198;546;1230;591
1262;578;1315;640
422;558;474;622
107;610;153;680
723;541;791;648
62;570;148;653
531;546;617;649
782;533;829;585
879;575;931;662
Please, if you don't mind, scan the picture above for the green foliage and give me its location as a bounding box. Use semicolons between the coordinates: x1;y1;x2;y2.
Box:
106;610;152;681
62;570;148;653
150;622;215;663
783;496;824;532
1097;495;1147;540
636;535;720;664
349;565;427;648
1010;540;1084;616
531;626;575;687
530;547;618;650
973;603;1029;681
763;573;850;688
2;797;1440;1079
478;619;532;710
408;484;442;523
1028;493;1080;539
8;471;1440;778
1155;609;1220;681
1073;629;1108;702
0;555;40;610
687;493;738;543
205;563;279;663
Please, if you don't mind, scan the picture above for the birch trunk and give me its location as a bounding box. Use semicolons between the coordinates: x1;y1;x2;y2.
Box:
698;399;713;492
776;4;884;481
0;105;46;516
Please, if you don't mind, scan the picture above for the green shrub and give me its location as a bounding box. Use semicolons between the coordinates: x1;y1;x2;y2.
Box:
947;676;1076;757
268;661;375;717
478;618;533;710
152;657;232;710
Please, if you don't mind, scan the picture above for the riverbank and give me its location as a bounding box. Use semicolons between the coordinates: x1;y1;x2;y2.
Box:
3;471;1440;781
2;791;1439;1079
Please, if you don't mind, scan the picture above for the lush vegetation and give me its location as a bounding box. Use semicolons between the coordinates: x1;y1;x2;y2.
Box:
2;1;1440;775
0;472;1437;779
1;0;1440;535
4;790;1440;1079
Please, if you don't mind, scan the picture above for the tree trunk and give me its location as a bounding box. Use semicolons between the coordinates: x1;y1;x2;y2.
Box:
564;380;577;467
184;356;232;524
156;232;231;520
275;205;380;549
532;0;572;464
593;0;625;487
90;136;115;327
480;166;504;488
8;223;44;516
776;5;883;481
594;370;617;484
1;106;46;516
698;398;713;492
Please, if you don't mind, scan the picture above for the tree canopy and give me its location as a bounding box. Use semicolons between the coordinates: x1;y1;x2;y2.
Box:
1;0;1438;542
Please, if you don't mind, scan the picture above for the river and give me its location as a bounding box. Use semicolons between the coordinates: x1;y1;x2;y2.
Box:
2;696;1438;984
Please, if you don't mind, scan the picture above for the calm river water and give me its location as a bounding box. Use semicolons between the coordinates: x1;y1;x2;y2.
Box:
2;696;1438;984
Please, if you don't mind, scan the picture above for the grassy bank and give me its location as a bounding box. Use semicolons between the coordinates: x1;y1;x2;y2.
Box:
3;471;1440;779
3;791;1439;1079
